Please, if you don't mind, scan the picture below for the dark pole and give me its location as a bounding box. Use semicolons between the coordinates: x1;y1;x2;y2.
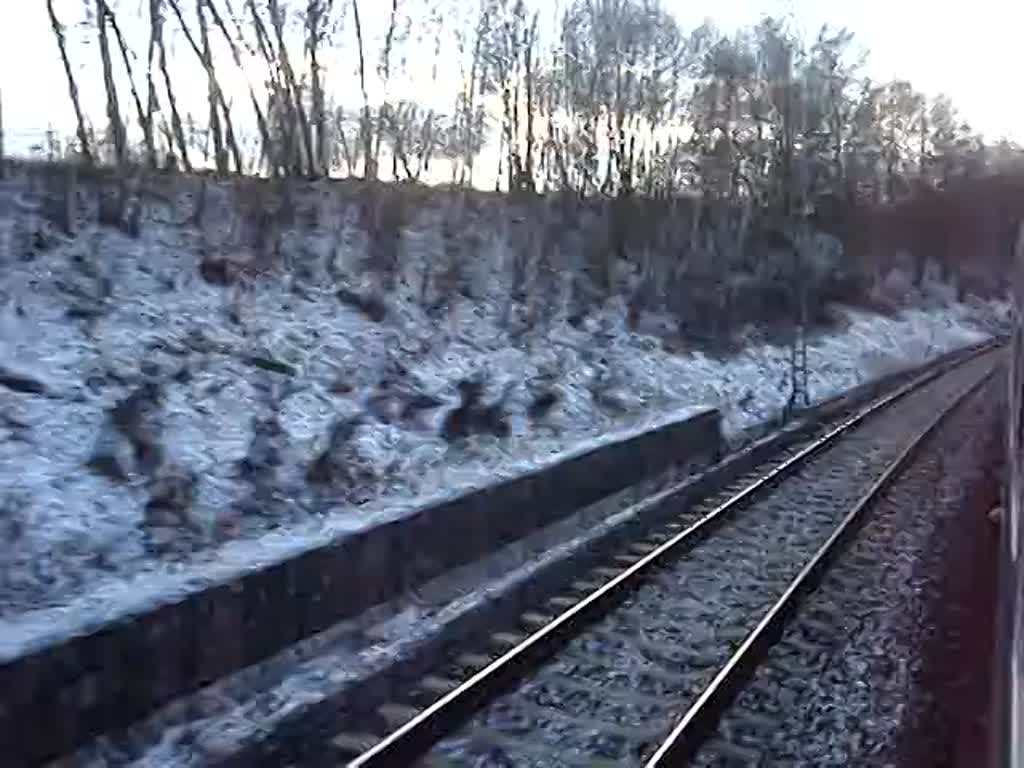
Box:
991;220;1024;768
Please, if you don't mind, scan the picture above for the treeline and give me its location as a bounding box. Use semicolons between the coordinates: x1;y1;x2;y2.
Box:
39;0;1023;208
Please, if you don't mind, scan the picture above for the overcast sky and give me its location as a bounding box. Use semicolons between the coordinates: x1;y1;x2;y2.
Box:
2;0;1020;154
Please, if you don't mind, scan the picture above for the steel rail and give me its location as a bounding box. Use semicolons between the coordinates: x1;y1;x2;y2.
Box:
645;358;998;766
345;346;997;768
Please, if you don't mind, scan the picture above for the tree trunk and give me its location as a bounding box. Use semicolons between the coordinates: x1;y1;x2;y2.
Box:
616;111;629;196
96;0;127;165
307;0;329;175
919;111;928;179
832;106;844;196
375;0;400;176
336;110;355;175
351;0;375;179
615;66;632;197
496;129;505;192
602;107;616;195
463;7;487;186
418;110;436;180
244;2;290;174
101;1;155;168
47;0;93;164
886;118;897;201
206;0;274;173
512;76;522;189
523;14;537;191
269;0;315;175
197;0;226;172
167;0;242;172
146;0;165;168
502;78;514;191
157;26;190;170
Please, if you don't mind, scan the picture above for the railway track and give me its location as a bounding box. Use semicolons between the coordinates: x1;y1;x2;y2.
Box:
298;347;1000;767
688;377;1002;767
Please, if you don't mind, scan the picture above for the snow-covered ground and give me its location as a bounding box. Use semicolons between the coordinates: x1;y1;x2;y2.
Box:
0;170;1005;618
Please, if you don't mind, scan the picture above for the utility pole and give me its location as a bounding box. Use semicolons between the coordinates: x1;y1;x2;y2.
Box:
781;47;809;418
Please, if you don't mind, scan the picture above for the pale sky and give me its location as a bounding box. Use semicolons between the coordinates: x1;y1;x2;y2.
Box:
2;0;1021;155
674;0;1024;143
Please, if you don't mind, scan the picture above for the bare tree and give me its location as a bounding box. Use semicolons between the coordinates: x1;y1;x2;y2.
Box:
205;0;274;173
878;79;925;202
95;0;127;165
480;0;539;192
351;0;375;178
101;1;156;167
145;0;163;163
166;0;242;172
197;0;227;172
306;0;333;174
332;106;360;175
806;26;858;201
150;0;192;169
555;0;695;198
381;101;450;181
47;0;94;164
249;5;294;175
522;10;538;189
28;0;1004;219
268;0;315;175
374;0;405;176
924;94;974;190
456;3;490;185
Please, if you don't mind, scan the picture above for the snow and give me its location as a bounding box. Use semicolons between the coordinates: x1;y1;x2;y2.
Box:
0;170;1004;629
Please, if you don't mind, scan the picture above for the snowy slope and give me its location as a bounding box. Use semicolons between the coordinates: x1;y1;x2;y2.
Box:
0;171;1003;617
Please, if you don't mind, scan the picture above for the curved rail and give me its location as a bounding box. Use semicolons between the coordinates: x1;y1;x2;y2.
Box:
645;360;997;765
344;348;997;768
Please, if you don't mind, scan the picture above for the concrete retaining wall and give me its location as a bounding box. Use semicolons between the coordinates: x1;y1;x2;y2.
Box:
1;407;722;765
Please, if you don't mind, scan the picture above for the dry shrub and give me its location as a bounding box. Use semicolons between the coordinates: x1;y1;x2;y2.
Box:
197;177;294;285
25;162;79;236
505;195;567;334
232;176;287;258
356;181;417;290
429;190;471;319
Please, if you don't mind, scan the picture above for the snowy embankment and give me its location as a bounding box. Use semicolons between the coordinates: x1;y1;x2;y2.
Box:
0;171;1003;617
